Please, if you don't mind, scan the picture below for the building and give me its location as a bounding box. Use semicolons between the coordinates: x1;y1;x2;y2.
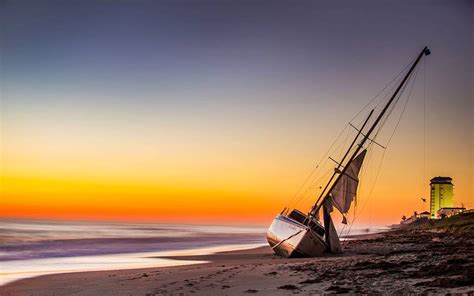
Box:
400;211;431;224
430;177;454;219
437;207;465;218
401;214;417;225
418;211;431;219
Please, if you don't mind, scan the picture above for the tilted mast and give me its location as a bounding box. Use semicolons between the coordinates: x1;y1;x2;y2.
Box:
310;46;431;216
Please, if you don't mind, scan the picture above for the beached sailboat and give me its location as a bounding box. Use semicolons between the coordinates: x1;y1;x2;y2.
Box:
267;46;431;257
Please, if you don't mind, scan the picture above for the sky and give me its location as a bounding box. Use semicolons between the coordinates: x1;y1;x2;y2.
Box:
0;0;472;226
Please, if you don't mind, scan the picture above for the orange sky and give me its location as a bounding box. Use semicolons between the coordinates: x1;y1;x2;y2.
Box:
1;104;472;226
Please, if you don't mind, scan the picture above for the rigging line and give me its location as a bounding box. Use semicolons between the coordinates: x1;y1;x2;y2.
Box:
345;63;421;237
293;169;333;208
371;86;405;142
289;122;355;208
288;165;333;209
356;141;375;203
293;165;336;208
376;72;411;133
321;125;353;175
337;126;357;159
371;66;416;143
296;48;426;216
349;56;416;123
338;143;375;239
344;142;376;237
348;70;403;142
344;64;420;236
271;229;304;250
423;56;427;204
341;141;373;225
297;127;361;208
285;124;350;209
371;61;419;140
373;72;404;111
385;64;419;146
338;222;347;238
301;70;394;208
303;166;334;194
343;97;400;237
318;47;430;220
308;54;414;214
347;70;417;234
338;141;374;239
345;144;385;237
345;93;408;236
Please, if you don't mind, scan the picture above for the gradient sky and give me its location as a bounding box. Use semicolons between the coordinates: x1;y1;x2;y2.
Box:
1;0;472;226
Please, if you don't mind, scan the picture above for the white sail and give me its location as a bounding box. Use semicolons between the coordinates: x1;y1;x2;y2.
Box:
329;149;367;214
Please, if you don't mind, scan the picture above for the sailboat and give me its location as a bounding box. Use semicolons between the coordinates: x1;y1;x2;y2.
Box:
267;46;431;257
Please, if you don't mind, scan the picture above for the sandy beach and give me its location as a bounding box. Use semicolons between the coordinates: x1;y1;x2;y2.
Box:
1;226;473;295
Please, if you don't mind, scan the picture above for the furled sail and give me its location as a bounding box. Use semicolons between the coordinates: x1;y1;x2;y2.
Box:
323;199;342;253
329;149;367;214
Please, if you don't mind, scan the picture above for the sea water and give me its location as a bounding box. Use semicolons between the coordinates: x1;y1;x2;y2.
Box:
0;219;267;286
0;219;387;286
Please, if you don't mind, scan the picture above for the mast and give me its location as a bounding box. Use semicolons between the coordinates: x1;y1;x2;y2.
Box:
311;46;431;215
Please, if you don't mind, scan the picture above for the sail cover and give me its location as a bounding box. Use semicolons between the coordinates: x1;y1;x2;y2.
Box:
323;199;342;253
330;149;367;214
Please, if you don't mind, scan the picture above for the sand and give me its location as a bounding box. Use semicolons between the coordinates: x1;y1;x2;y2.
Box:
1;228;473;295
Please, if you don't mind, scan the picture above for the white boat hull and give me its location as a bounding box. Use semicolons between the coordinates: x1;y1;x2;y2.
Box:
266;214;327;257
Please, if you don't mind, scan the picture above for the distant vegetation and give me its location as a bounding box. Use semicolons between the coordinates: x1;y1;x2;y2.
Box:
402;212;474;233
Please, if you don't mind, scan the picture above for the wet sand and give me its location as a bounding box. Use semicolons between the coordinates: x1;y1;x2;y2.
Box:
1;228;473;295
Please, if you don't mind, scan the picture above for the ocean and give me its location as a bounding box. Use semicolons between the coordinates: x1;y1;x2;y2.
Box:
0;219;267;286
0;218;387;286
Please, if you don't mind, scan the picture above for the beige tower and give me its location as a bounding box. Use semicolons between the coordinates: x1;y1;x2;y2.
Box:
429;177;454;219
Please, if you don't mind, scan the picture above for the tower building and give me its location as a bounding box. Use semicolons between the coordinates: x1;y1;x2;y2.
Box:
429;177;454;219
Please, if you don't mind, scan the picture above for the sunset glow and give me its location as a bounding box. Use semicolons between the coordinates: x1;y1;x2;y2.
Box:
1;1;472;226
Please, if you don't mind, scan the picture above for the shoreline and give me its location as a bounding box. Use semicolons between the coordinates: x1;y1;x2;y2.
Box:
1;228;472;295
0;231;383;287
0;243;266;287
